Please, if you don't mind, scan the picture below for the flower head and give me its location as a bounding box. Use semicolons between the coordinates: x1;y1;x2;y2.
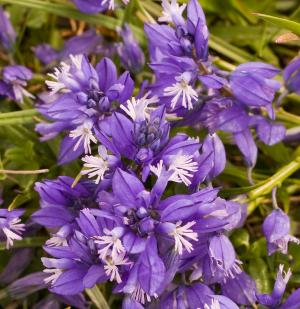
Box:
263;208;300;255
0;209;25;249
0;65;33;102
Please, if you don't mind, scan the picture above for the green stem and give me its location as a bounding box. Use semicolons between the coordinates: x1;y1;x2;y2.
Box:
0;236;47;250
0;109;38;119
85;285;109;309
248;155;300;201
276;108;300;125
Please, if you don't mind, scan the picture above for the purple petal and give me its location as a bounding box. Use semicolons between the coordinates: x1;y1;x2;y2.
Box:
233;129;257;167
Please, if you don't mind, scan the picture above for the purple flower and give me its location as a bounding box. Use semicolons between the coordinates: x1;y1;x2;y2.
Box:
71;0;129;13
233;128;257;167
33;44;58;65
36;55;134;164
145;0;208;61
7;272;48;299
262;208;299;255
116;24;145;73
280;287;300;309
221;271;257;306
254;117;286;145
41;168;230;307
0;208;25;249
158;282;239;309
257;264;291;307
0;248;33;284
230;62;280;116
81;145;120;184
34;30;105;65
0;6;16;50
32;176;95;245
283;57;300;94
0;65;33;102
203;234;242;284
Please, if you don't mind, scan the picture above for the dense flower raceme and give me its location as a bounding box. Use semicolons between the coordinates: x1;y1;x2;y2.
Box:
37;167;249;307
36;54;134;164
144;0;286;169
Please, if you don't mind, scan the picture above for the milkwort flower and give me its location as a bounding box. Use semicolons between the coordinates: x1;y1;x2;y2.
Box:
116;23;145;74
145;0;285;171
0;208;25;249
41;168;237;307
32;176;96;246
97;93;203;183
71;0;129;13
257;264;291;307
0;65;34;102
283;57;300;95
144;0;212;112
34;30;104;65
158;282;239;309
36;55;133;164
0;6;16;50
263;208;300;255
221;271;257;306
81;145;120;184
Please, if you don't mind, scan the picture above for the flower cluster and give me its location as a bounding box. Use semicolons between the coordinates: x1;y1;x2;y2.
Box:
30;1;300;307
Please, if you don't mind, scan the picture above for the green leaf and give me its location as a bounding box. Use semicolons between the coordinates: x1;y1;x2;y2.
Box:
209;34;254;63
259;142;292;164
248;257;272;293
26;9;48;28
248;238;268;258
4;141;40;189
254;13;300;36
230;229;250;249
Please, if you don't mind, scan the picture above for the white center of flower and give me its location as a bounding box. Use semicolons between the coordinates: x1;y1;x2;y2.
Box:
46;62;70;94
169;154;198;186
159;0;186;24
164;73;198;110
94;229;126;261
103;253;130;284
131;285;158;305
121;91;158;122
101;0;128;10
43;268;63;285
69;120;97;154
81;155;109;184
170;221;198;255
2;217;25;249
204;299;221;309
46;235;68;247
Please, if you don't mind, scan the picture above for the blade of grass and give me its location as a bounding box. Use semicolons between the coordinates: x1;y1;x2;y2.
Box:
209;34;254;63
254;13;300;37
